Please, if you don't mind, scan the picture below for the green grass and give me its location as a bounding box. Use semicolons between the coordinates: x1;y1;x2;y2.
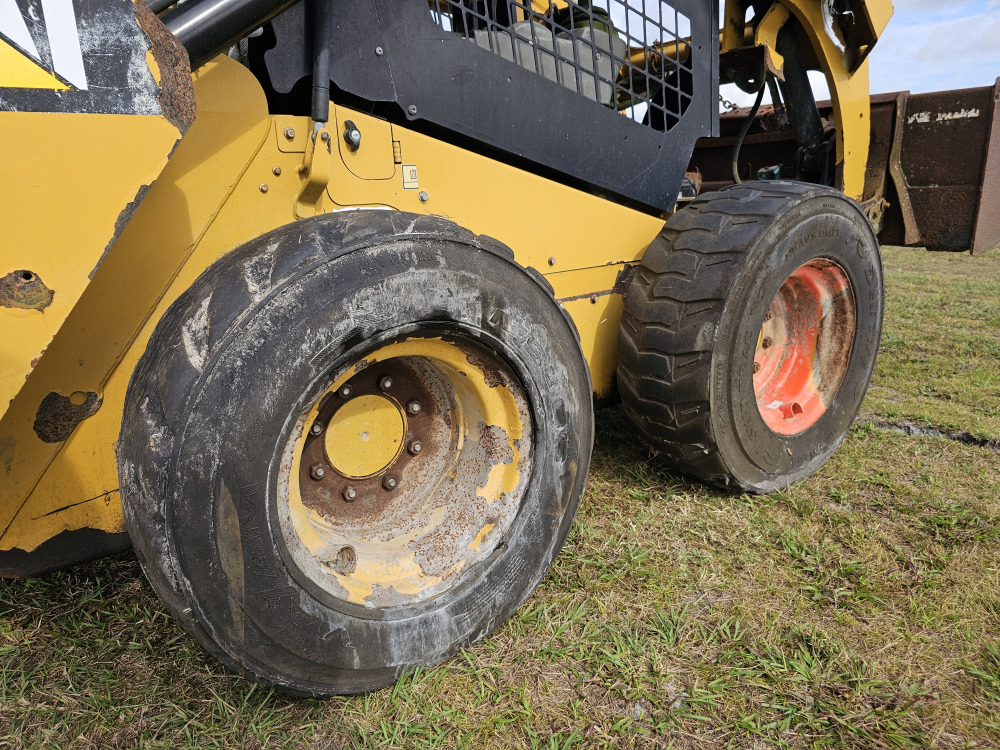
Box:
2;246;999;749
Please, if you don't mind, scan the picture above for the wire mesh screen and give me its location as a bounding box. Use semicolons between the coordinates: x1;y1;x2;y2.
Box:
428;0;694;131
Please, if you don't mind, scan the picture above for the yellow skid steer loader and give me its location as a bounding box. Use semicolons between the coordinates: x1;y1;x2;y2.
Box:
1;0;996;695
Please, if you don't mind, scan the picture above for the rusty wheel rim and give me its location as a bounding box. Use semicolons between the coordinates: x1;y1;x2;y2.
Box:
278;336;532;609
753;259;856;436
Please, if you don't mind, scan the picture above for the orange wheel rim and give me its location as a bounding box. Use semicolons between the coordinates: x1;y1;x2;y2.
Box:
753;259;857;436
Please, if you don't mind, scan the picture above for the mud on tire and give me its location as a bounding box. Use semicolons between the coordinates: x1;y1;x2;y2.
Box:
117;211;593;696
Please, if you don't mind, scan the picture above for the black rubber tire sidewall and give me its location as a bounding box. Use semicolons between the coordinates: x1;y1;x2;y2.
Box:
710;195;883;491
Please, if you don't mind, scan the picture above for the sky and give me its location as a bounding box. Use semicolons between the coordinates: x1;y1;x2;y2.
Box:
721;0;1000;107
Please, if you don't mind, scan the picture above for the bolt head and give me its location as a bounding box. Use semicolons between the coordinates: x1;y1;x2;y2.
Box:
382;476;398;491
407;105;417;116
375;46;384;56
547;257;557;266
343;486;358;502
753;362;761;374
409;440;423;455
762;337;773;349
418;191;429;203
764;311;773;321
283;127;296;140
310;464;326;480
338;385;353;398
310;422;323;435
379;376;393;391
272;166;282;176
407;400;421;414
320;131;331;142
258;183;268;193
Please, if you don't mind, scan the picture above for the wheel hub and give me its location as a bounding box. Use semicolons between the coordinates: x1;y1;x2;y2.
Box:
324;394;405;478
753;258;857;436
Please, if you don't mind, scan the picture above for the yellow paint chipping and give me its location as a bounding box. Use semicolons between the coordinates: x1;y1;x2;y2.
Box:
469;523;495;551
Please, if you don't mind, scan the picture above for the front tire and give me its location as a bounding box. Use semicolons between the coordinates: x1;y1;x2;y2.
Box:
118;211;593;695
618;182;883;493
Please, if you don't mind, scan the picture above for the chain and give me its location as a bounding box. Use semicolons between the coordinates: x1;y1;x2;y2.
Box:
719;93;740;111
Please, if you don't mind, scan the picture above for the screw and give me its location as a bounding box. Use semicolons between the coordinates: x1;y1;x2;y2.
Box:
320;131;330;142
382;475;398;491
379;376;393;391
409;440;423;455
338;385;353;398
283;127;296;140
310;422;323;435
547;257;556;266
259;183;268;193
342;486;358;502
753;362;761;374
407;105;417;116
310;464;326;480
418;191;429;203
407;400;421;414
761;337;773;349
272;166;282;176
375;46;384;56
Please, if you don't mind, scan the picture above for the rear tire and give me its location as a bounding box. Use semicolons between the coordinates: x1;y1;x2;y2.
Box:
118;211;593;695
617;182;883;493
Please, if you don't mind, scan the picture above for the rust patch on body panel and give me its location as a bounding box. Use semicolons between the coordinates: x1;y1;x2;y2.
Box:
134;0;196;133
0;271;54;311
33;392;102;443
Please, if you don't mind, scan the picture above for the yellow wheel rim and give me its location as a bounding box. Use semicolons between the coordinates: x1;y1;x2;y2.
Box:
278;336;531;609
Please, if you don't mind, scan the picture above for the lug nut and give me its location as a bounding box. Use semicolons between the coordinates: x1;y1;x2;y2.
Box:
379;376;393;391
408;440;423;455
407;400;421;414
310;464;326;480
338;385;352;398
761;337;773;349
310;422;323;435
765;311;773;321
753;362;761;374
342;486;358;502
382;475;398;491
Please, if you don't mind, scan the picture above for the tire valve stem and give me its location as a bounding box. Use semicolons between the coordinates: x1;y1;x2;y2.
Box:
382;476;398;491
310;464;326;480
409;440;423;455
407;400;421;415
379;376;393;391
342;486;358;502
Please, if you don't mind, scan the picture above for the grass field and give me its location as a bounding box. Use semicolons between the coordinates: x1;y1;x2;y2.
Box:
2;246;999;749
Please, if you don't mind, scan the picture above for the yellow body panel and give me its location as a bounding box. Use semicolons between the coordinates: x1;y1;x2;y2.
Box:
0;111;184;419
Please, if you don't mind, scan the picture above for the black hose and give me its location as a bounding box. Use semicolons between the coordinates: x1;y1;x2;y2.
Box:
310;0;333;125
730;82;766;184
